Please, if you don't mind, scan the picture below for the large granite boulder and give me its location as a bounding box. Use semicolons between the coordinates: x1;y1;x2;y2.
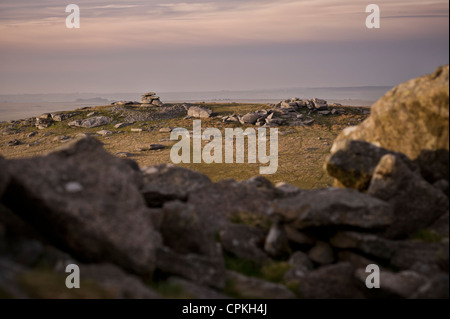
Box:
335;65;449;183
1;137;162;276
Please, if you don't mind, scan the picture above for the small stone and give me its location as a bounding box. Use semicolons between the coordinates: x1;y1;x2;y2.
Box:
131;128;144;133
97;130;113;136
159;127;173;133
149;144;166;151
64;181;83;193
28;132;38;138
114;123;132;129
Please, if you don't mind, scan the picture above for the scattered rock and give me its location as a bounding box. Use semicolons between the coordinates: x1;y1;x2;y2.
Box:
68;116;112;128
188;106;213;118
159;127;173;133
97;130;113;136
7;140;21;147
27;132;38;138
115;152;133;158
114;123;132;129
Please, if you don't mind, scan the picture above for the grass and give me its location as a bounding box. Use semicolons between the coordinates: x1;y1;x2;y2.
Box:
411;229;445;243
17;268;115;299
0;103;369;189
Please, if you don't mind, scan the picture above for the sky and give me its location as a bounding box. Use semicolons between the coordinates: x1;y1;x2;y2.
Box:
0;0;448;94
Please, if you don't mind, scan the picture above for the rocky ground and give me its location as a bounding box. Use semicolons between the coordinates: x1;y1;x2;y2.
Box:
0;65;448;299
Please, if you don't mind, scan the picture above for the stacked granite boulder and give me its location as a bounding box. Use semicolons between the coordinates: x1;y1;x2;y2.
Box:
141;92;163;107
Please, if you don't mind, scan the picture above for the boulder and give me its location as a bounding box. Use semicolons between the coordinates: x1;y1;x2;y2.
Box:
156;245;226;289
368;154;449;238
283;251;314;281
264;222;290;258
1;137;162;276
335;65;449;183
331;231;396;260
298;262;365;299
68;116;112;128
308;242;335;265
241;112;262;125
187;106;213;118
186;179;272;231
141;164;212;207
326;140;417;191
219;224;269;264
272;188;393;230
355;268;428;299
78;263;162;299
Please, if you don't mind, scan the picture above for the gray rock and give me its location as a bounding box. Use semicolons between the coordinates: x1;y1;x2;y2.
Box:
115;152;133;158
336;66;449;183
298;262;365;299
188;106;213;118
156;245;226;289
368;154;449;238
1;137;162;276
264;222;290;258
141;164;212;207
273;188;393;230
308;241;335;265
411;274;449;299
331;231;396;260
27;132;38;138
186;179;272;232
355;268;428;299
149;144;166;151
159;127;173;133
283;251;314;281
284;225;315;245
219;224;269;264
114;123;132;129
68;116;112;128
51;113;73;122
80;263;162;299
390;241;449;275
241;112;262;125
326;140;417;191
337;251;379;269
226;271;296;299
97;130;113;136
7;139;21;146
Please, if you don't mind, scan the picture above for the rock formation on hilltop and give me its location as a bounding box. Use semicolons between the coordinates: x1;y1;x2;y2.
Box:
141;92;164;107
0;67;449;299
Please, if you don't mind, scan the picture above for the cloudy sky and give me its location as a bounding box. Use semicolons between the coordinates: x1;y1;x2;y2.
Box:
0;0;448;94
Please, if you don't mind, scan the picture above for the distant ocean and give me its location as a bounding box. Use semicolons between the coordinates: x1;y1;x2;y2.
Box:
0;86;392;121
